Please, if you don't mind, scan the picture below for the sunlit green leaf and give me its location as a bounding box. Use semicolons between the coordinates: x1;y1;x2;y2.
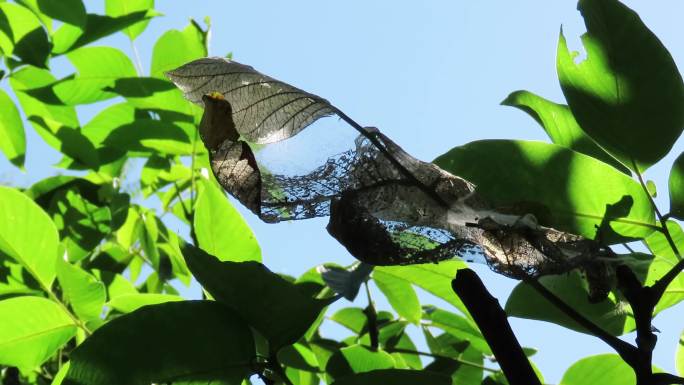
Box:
49;46;137;105
559;354;634;385
0;3;51;67
330;307;367;334
340;345;395;373
182;244;330;349
64;301;255;385
331;369;450;385
53;11;153;54
423;307;491;354
0;296;77;370
373;270;421;324
501;90;628;173
375;261;469;315
0;186;59;289
151;22;206;78
0;88;25;168
644;221;684;312
556;0;684;172
9;66;79;134
57;260;105;322
670;152;684;220
105;0;155;40
194;179;261;262
505;271;633;336
434;140;655;243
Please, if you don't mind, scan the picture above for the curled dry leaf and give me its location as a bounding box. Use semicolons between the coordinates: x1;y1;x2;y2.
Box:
167;57;612;299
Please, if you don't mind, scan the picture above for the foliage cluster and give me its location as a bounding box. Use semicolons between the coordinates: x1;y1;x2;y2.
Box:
0;0;682;385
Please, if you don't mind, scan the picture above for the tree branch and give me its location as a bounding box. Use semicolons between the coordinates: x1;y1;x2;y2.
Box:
451;269;541;385
526;279;639;365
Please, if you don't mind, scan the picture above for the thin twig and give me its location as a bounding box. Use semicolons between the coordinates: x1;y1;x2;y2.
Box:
526;279;637;363
381;346;498;373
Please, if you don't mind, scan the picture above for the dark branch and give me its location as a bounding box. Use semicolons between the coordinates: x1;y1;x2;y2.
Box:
452;269;541;385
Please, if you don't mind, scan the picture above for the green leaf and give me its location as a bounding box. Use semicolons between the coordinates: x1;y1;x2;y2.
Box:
81;102;136;145
375;261;469;315
0;3;51;67
644;221;684;312
434;140;655;243
0;186;59;289
151;23;207;78
505;271;633;336
181;244;329;349
194;180;261;262
37;0;86;27
0;296;77;370
53;11;152;54
423;307;491;354
0;88;25;168
340;345;395;373
330;307;367;334
50;46;137;105
107;293;183;313
105;0;155;40
373;270;421;324
331;369;451;385
501;90;628;173
559;354;634;385
64;301;255;385
670;152;684;220
56;260;105;322
9;65;79;132
556;0;684;172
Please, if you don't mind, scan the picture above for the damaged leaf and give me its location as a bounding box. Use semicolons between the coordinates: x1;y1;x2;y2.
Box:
167;58;614;291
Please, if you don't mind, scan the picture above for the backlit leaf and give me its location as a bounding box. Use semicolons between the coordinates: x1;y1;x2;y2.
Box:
0;296;77;370
0;88;25;168
556;0;684;172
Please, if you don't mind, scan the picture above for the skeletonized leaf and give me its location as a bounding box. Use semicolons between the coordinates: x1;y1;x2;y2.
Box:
166;57;337;144
170;60;615;294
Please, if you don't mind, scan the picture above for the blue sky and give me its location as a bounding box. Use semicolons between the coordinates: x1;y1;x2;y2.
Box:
2;0;684;382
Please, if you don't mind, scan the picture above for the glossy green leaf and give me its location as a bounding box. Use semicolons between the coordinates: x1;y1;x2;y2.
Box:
434;140;655;243
151;22;206;78
423;307;491;355
64;301;255;385
105;0;155;39
0;296;77;370
375;261;469;315
505;271;633;336
182;244;329;349
373;270;421;324
0;88;25;168
670;152;684;220
37;0;86;27
107;293;183;313
56;260;105;322
501;90;628;173
559;354;633;385
194;180;261;262
331;369;450;385
0;187;59;289
50;46;137;105
556;0;684;172
0;3;51;67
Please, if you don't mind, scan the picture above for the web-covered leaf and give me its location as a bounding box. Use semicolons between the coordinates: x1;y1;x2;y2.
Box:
168;58;612;297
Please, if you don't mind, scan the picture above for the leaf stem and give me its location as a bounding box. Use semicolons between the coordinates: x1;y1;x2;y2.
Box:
381;346;497;373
